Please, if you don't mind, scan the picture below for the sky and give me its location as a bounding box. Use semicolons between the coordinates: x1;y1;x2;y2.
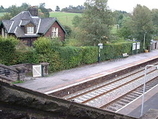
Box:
1;0;158;12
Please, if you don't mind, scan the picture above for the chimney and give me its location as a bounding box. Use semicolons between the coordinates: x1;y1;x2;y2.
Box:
28;6;38;16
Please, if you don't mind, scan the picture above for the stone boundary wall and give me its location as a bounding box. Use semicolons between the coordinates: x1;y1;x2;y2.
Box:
0;80;135;119
0;63;33;81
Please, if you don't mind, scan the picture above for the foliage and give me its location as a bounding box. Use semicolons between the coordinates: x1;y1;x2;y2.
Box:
63;25;72;38
33;37;63;72
61;5;85;13
0;36;19;65
33;37;60;54
0;5;5;12
78;0;114;45
55;6;60;12
14;47;39;64
72;15;82;27
112;10;130;27
39;3;50;17
117;16;133;39
100;42;133;61
55;47;83;69
0;13;12;20
151;9;158;36
81;46;98;64
64;38;83;46
132;4;154;49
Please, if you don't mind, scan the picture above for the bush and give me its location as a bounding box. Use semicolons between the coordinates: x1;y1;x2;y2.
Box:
0;36;19;65
14;49;39;64
33;37;53;54
101;42;132;61
55;46;83;69
81;46;98;64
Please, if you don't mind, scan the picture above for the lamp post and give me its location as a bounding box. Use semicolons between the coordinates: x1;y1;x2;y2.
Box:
98;43;103;63
140;65;158;116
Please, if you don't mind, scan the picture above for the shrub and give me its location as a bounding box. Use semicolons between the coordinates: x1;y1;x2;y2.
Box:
81;46;98;64
101;42;132;61
0;36;19;65
55;46;83;69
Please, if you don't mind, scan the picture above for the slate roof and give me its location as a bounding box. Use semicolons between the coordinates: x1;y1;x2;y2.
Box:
2;11;65;38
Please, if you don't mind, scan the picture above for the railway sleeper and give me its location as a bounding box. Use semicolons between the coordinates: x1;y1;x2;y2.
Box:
122;97;134;101
126;94;139;99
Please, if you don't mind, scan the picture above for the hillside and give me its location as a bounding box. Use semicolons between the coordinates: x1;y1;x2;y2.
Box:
49;12;82;28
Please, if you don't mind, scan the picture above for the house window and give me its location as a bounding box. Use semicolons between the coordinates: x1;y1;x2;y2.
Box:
52;27;58;38
27;27;34;34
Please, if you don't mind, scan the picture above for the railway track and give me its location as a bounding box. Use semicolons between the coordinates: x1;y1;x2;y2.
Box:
62;64;158;109
101;78;158;112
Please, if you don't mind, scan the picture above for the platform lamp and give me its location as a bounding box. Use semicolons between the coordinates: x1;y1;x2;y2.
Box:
98;43;103;63
141;64;158;116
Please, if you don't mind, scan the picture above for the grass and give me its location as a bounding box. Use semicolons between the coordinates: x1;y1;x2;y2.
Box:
0;12;5;17
12;80;24;84
50;12;82;28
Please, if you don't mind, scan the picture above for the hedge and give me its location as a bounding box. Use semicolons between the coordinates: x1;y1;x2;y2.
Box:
0;36;18;65
0;36;135;73
100;42;133;61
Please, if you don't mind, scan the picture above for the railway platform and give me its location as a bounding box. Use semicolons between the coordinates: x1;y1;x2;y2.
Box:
17;49;158;93
16;50;158;118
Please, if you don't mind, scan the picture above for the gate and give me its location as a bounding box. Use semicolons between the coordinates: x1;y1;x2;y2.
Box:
32;65;42;77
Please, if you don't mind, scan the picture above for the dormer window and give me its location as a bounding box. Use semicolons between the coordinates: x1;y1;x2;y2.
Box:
52;27;58;38
27;26;34;34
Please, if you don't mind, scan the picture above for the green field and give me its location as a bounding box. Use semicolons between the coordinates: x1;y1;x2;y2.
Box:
50;12;82;28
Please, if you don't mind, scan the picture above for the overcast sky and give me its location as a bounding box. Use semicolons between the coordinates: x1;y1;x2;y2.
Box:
1;0;158;12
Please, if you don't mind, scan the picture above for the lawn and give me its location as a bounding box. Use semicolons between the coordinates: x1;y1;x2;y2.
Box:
50;12;82;28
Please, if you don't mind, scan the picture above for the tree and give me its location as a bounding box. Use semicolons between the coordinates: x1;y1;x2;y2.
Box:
61;5;85;13
0;13;12;20
72;15;82;27
0;5;5;12
117;16;133;39
132;4;154;49
39;3;49;17
78;0;114;45
21;3;30;10
7;5;22;17
151;9;158;36
55;6;60;12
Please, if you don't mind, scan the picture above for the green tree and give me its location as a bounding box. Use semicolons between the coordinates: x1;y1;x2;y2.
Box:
78;0;114;45
7;5;22;17
39;3;49;17
55;6;60;11
117;16;133;39
0;13;12;20
132;4;154;49
151;9;158;37
72;15;82;27
0;5;5;12
21;3;30;10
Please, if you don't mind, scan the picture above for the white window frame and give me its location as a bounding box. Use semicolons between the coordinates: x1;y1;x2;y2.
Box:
52;27;58;38
27;27;34;34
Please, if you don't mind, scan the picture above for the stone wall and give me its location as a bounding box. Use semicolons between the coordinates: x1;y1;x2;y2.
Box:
0;63;32;81
0;80;135;119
